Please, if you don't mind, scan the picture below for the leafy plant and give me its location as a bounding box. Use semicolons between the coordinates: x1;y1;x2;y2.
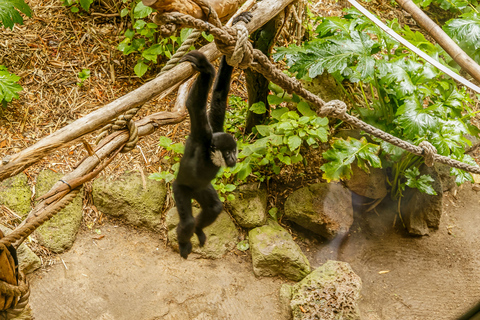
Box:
443;12;480;64
63;0;93;13
0;0;31;29
148;136;184;183
0;65;22;108
77;69;91;87
274;9;479;198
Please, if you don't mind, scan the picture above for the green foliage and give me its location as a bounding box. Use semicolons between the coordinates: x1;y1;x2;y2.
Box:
0;0;31;29
320;137;381;182
77;69;91;87
63;0;94;13
444;12;480;63
275;8;479;198
268;207;278;220
0;65;22;108
404;167;437;195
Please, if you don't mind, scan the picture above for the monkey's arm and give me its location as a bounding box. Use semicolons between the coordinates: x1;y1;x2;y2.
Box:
209;56;233;133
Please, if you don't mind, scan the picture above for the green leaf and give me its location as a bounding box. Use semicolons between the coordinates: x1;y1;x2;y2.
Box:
133;1;152;19
405;168;437;195
287;135;302;151
271;107;288;120
256;125;274;137
170;142;185;154
79;0;93;11
236;240;250;251
227;194;236;202
120;7;129;17
149;171;175;183
158;136;172;147
124;29;135;39
134;61;148;77
268;207;278;220
142;44;164;62
224;184;236;192
297;101;316;116
70;5;79;12
0;66;22;104
267;94;284;105
0;0;32;29
249;101;266;114
444;14;480;51
202;32;214;42
237;163;252;180
133;19;146;30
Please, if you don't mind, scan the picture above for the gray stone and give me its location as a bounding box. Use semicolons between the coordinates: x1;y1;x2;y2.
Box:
435;163;456;192
345;163;388;199
35;170;83;253
92;171;167;231
249;220;310;281
225;183;267;228
166;207;238;259
0;225;41;274
283;260;362;320
284;183;353;239
301;73;345;103
401;165;443;236
0;173;31;217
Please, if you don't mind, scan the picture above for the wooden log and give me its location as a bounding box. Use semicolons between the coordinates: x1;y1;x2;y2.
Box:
0;0;296;183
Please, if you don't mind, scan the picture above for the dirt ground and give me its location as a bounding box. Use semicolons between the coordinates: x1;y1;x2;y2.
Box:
2;0;480;319
28;184;480;320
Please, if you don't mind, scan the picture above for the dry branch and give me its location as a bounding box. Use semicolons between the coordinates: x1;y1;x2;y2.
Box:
396;0;480;83
0;0;295;183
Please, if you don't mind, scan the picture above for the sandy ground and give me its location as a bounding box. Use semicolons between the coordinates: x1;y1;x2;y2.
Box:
28;184;480;320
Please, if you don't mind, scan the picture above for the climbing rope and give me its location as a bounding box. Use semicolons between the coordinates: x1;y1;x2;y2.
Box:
158;11;480;175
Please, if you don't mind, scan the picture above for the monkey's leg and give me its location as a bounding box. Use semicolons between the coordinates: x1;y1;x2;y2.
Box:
173;182;195;258
192;184;223;247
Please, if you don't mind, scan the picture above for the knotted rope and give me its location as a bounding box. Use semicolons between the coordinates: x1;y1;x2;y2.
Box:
160;11;480;174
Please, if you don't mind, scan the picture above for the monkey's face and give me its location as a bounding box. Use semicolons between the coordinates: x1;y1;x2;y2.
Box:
212;133;237;167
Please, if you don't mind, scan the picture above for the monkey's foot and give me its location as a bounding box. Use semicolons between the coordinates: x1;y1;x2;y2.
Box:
179;50;215;74
232;11;253;25
178;241;193;259
196;229;207;247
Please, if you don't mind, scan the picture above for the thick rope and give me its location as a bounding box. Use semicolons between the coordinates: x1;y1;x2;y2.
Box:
0;272;30;320
96;107;140;153
0;189;80;248
158;29;202;76
161;12;480;175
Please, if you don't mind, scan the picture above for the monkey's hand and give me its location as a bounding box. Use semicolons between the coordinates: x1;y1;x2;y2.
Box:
232;11;253;26
179;50;215;75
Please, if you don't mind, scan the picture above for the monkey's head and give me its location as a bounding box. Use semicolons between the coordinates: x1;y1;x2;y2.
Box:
211;132;238;168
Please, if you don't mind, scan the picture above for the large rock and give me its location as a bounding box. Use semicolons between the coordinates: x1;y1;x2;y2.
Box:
166;207;238;259
401;165;443;236
435;163;456;192
284;183;353;239
35;170;83;253
249;220;310;281
344;163;388;199
92;171;167;231
280;260;362;320
0;225;41;274
225;183;267;228
0;173;31;217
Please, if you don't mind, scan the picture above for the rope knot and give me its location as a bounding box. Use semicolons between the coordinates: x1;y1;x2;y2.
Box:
318;100;348;118
419;141;437;167
216;23;253;69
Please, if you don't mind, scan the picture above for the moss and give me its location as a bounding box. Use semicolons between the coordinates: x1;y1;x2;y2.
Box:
0;173;31;217
34;170;83;253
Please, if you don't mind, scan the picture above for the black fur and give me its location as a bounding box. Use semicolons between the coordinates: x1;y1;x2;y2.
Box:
172;12;252;259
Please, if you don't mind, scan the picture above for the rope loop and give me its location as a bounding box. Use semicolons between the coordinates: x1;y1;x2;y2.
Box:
225;23;253;69
96;107;140;153
318;100;347;118
419;141;437;167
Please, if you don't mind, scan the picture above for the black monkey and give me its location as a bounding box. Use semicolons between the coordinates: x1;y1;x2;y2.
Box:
173;12;252;259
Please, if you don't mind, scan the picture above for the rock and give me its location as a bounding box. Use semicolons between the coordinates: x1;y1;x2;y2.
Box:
0;225;41;274
284;183;353;239
301;73;345;103
225;183;267;228
249;220;310;281
282;260;362;320
165;207;238;259
345;163;388;199
35;170;83;253
435;163;456;192
401;164;443;236
92;171;167;231
0;173;31;217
